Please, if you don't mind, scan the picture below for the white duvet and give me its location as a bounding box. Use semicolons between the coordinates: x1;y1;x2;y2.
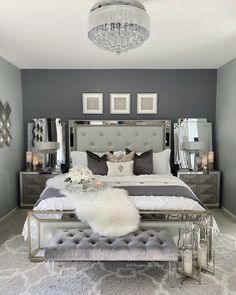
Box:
22;174;209;240
33;174;205;212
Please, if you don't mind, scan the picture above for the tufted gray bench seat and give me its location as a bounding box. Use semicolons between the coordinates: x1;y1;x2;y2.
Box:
45;228;178;286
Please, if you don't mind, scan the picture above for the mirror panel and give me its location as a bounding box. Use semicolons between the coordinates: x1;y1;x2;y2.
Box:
27;118;66;169
174;118;212;169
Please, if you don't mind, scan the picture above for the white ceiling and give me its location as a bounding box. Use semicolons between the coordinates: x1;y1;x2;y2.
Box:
0;0;236;69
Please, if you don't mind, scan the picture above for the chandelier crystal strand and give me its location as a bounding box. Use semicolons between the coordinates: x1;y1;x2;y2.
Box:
88;0;150;54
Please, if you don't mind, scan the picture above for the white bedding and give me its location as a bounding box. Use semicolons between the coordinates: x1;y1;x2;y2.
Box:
34;174;205;212
22;174;208;240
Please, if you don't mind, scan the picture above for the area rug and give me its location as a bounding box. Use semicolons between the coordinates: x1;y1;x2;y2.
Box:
0;234;235;295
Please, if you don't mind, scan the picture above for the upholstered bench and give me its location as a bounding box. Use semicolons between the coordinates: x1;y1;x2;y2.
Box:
45;228;178;287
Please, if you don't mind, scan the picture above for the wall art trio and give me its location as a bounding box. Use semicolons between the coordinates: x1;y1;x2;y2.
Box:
82;93;158;115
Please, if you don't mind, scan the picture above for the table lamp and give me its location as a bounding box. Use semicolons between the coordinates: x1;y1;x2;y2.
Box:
34;141;60;171
183;141;205;170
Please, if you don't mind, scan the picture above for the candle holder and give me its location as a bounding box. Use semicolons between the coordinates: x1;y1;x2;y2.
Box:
32;154;39;171
178;216;215;284
198;216;215;274
38;154;44;170
178;222;201;284
26;151;33;171
201;154;208;173
207;151;214;171
26;162;32;172
196;157;202;171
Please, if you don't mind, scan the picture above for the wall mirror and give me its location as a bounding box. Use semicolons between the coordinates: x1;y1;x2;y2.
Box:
27;118;66;169
174;118;212;169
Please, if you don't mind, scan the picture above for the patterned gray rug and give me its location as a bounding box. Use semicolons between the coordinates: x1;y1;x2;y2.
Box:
0;234;235;295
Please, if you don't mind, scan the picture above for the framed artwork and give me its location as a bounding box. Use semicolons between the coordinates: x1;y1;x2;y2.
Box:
82;93;103;114
137;93;158;114
110;93;130;114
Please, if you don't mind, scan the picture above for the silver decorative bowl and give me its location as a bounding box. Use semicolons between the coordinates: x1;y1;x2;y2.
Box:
67;180;106;193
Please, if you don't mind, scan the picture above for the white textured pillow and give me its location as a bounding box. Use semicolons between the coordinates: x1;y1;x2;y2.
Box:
71;151;88;167
71;151;106;167
107;161;134;177
153;149;171;175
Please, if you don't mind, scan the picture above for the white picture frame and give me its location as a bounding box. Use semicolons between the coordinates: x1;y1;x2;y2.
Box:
137;93;158;114
82;93;103;114
110;93;130;114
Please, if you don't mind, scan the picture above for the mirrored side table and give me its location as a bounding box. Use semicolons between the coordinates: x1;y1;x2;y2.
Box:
177;170;221;208
19;171;61;207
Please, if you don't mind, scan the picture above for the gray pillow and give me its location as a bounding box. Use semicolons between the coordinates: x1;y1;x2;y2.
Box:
86;151;109;175
126;149;153;175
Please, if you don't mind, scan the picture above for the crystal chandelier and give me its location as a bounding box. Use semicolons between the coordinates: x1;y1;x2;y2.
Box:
88;0;150;54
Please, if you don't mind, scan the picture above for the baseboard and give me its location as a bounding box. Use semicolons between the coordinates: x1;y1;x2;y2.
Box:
222;207;236;220
0;206;19;223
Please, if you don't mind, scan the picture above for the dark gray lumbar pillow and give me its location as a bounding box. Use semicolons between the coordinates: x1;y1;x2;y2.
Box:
126;148;153;175
86;151;108;175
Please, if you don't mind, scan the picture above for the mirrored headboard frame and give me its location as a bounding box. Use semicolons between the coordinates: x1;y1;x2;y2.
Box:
69;120;171;165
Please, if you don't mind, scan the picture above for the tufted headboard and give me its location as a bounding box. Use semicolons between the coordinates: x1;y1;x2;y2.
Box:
69;120;171;158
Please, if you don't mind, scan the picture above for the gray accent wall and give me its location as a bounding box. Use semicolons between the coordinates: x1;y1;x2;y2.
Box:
216;58;236;216
21;69;217;150
21;69;217;169
21;69;216;123
0;57;23;219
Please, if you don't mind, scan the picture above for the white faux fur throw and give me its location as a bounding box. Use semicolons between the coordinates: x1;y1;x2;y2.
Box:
61;187;140;237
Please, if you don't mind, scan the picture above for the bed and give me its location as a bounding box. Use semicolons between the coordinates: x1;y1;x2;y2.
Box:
23;120;215;261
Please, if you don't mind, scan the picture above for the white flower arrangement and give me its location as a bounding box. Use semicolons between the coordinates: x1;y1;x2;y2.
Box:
64;166;95;184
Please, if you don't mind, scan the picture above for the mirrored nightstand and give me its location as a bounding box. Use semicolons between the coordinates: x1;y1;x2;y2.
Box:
19;171;61;207
177;170;221;208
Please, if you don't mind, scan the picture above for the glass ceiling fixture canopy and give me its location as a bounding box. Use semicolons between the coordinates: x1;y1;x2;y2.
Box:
88;0;150;55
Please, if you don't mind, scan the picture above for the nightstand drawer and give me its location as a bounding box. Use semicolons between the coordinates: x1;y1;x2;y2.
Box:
198;193;218;205
23;193;41;205
199;174;217;184
40;174;56;183
180;174;198;184
24;174;41;186
199;184;216;195
24;184;43;195
178;170;220;207
20;172;61;207
188;184;198;194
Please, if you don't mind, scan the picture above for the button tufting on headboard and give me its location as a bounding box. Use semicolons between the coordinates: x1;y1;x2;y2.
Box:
70;120;171;153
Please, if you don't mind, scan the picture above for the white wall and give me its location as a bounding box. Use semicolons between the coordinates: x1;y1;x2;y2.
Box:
0;57;23;218
216;58;236;216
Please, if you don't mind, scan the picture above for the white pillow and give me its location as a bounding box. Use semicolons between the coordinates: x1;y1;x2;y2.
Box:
153;149;171;175
71;151;88;167
107;161;134;177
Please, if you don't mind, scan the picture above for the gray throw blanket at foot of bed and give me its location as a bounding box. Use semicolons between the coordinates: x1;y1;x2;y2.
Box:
36;184;206;210
116;185;207;209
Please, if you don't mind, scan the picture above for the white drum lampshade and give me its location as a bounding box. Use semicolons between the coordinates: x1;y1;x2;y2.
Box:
34;141;60;170
35;141;60;153
182;142;205;151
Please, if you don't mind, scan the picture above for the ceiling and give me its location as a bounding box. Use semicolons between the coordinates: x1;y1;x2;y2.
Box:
0;0;236;69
